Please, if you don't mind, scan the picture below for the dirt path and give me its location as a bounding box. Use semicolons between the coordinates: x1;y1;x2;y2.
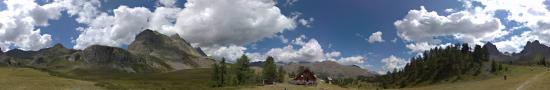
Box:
515;71;547;90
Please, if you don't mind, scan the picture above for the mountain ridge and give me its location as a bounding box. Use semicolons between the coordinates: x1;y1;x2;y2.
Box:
0;29;214;73
486;40;550;64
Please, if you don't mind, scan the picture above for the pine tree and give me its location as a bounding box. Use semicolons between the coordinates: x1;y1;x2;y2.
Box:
461;43;470;54
277;66;286;82
210;63;221;87
233;54;254;85
262;56;277;83
220;58;227;86
544;57;547;66
491;60;497;73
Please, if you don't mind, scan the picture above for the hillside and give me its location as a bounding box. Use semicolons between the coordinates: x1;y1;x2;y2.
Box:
129;29;214;70
391;66;550;90
378;44;502;88
0;66;104;90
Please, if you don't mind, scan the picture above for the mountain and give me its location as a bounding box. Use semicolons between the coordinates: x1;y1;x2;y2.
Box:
483;42;511;62
514;40;550;64
487;40;550;64
128;29;214;70
0;29;214;73
280;61;376;78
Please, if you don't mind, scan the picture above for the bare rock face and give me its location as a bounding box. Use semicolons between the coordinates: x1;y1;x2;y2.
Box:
128;29;214;70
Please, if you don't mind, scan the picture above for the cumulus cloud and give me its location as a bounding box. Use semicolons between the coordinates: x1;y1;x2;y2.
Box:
0;0;64;51
335;56;366;66
148;7;180;35
73;6;152;49
394;6;507;45
158;0;176;7
368;31;384;43
381;55;408;73
174;0;297;47
202;35;368;67
416;0;550;52
493;31;540;53
202;45;247;62
65;0;299;50
405;42;451;54
264;38;325;63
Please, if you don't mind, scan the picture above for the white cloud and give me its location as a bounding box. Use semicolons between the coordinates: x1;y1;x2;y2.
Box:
174;0;297;47
442;0;550;53
406;42;451;54
65;0;300;50
61;0;102;24
381;55;408;73
299;17;314;28
335;56;366;66
0;0;65;51
74;6;152;49
202;45;247;62
394;6;506;44
493;31;539;53
368;31;384;43
265;38;325;63
202;36;368;68
148;7;180;35
158;0;176;7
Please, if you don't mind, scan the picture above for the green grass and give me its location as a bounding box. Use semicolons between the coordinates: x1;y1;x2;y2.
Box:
53;68;231;90
0;66;104;90
240;82;359;90
386;65;549;90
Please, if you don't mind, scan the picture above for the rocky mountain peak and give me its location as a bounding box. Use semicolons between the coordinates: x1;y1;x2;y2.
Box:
483;42;502;56
523;40;548;54
135;29;161;41
129;29;214;70
52;43;65;49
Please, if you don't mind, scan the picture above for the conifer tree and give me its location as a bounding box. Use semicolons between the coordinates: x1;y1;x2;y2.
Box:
220;58;227;86
276;66;286;82
233;54;254;85
210;63;221;87
262;56;277;82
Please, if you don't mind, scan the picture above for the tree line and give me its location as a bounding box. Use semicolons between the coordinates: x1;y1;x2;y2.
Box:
210;55;286;87
378;43;505;88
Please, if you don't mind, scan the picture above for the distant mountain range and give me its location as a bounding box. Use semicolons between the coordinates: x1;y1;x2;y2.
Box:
251;61;376;78
485;40;550;64
0;29;214;73
0;29;376;77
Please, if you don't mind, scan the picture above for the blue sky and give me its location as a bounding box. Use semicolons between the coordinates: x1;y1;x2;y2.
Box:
2;0;550;73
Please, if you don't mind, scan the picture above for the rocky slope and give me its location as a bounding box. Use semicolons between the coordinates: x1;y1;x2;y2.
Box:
128;29;214;70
